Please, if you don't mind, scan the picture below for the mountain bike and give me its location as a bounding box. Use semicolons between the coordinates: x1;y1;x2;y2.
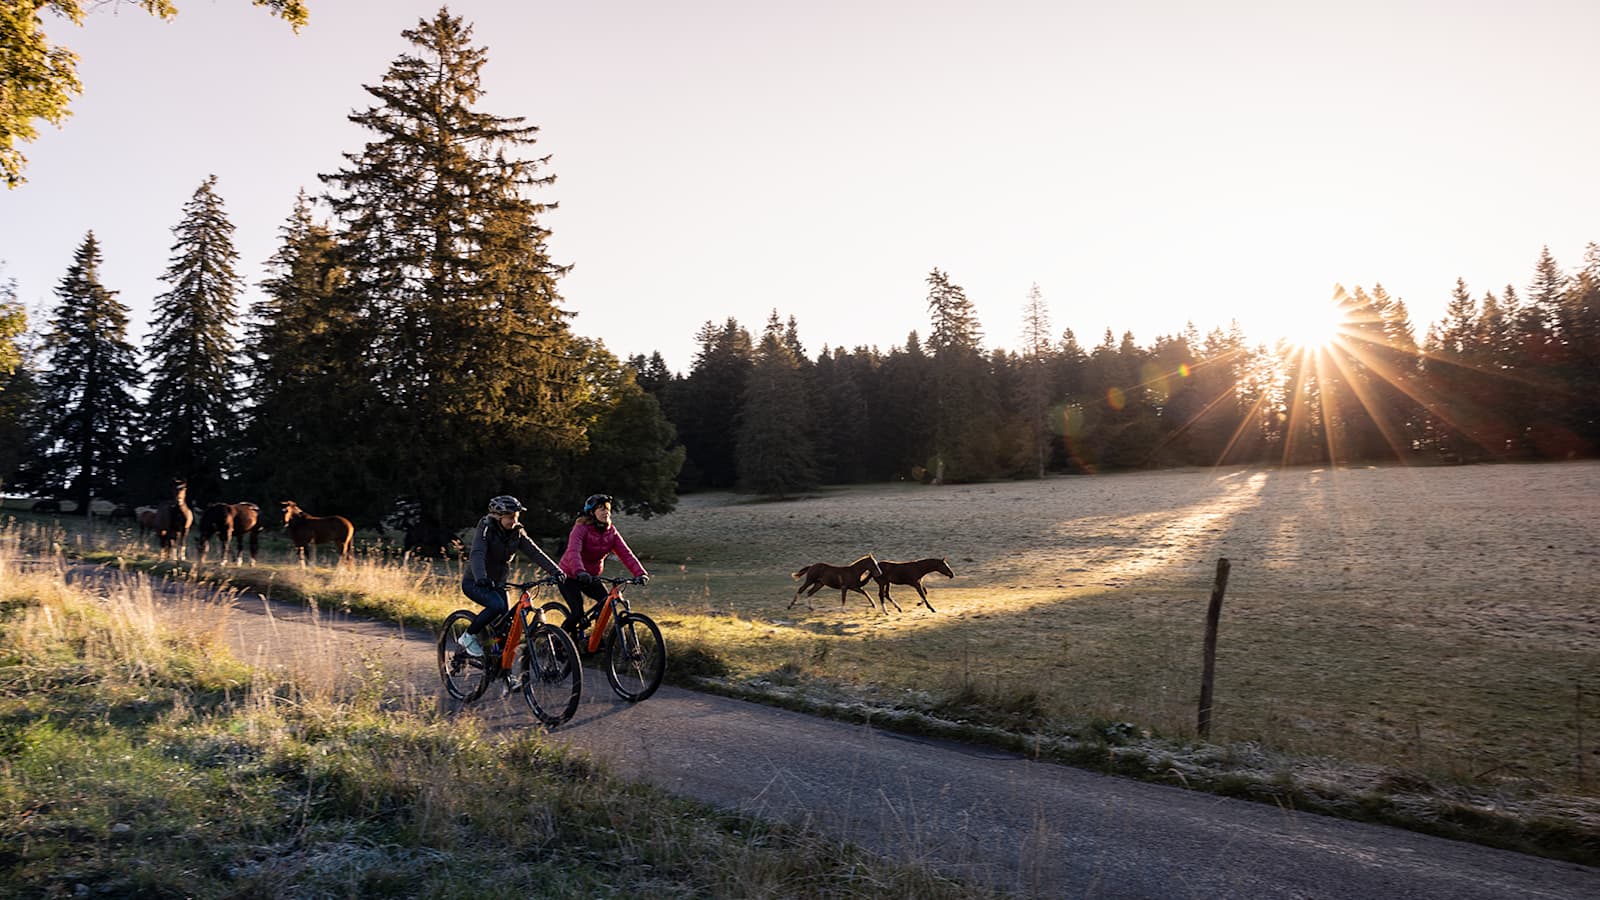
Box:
543;575;665;702
438;576;583;727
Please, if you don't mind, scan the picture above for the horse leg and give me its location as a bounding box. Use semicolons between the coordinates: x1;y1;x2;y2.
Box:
789;582;810;609
247;530;259;566
914;581;935;613
878;584;903;614
851;584;886;614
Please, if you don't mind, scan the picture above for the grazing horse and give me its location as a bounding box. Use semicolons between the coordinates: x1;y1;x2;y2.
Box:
194;502;263;566
280;500;354;566
872;557;955;613
154;479;192;560
789;555;885;612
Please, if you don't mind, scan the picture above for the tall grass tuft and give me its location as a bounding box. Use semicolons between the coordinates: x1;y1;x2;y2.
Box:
0;525;1000;898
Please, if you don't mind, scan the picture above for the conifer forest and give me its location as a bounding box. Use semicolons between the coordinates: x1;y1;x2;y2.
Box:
3;9;1598;538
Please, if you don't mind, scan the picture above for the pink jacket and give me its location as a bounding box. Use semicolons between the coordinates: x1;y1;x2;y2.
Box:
559;519;646;579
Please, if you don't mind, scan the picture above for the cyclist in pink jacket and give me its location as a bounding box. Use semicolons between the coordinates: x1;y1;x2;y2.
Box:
558;493;649;642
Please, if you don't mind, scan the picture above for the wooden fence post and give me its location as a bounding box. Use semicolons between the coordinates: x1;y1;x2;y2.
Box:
1197;557;1231;740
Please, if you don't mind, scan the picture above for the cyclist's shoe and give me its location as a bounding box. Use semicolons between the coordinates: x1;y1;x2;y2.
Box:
458;631;484;658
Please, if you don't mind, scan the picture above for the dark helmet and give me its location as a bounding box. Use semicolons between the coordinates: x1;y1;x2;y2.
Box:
487;495;526;515
582;493;613;514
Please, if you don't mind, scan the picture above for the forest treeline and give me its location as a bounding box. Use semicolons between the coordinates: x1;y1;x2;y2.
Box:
2;8;1597;537
634;249;1600;497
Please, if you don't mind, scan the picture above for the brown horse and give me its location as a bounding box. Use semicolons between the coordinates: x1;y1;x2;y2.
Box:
135;506;159;540
154;479;192;560
872;557;954;613
194;502;263;566
789;554;884;612
280;500;354;566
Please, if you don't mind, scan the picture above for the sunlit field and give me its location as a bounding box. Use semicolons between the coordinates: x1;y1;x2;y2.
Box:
10;461;1599;799
618;461;1600;795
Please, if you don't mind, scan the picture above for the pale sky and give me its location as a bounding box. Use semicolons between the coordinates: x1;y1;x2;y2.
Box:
4;1;1598;374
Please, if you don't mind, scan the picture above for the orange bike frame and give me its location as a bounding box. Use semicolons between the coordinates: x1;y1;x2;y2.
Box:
588;585;623;654
500;593;531;670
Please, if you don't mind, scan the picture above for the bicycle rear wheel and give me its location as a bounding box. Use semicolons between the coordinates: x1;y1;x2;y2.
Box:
605;612;665;702
438;610;490;701
520;621;582;726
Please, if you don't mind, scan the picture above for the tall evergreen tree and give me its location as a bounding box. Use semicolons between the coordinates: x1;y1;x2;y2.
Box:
1018;282;1053;477
875;334;935;480
140;175;243;500
33;232;142;509
320;7;586;526
241;192;384;514
924;268;996;481
737;311;818;496
671;317;753;489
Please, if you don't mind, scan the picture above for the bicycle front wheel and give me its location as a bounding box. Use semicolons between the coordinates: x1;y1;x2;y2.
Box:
439;610;490;701
521;621;583;726
605;612;665;702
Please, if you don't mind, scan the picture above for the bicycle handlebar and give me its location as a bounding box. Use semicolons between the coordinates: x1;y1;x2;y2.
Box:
589;575;648;586
500;575;563;591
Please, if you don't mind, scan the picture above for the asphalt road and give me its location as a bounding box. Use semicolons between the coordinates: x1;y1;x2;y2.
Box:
86;570;1600;899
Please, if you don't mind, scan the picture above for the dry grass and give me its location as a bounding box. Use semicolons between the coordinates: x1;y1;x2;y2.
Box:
9;463;1599;862
0;527;999;899
616;463;1600;797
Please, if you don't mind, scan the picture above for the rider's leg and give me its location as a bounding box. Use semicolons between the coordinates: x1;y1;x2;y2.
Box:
460;580;508;656
558;579;609;640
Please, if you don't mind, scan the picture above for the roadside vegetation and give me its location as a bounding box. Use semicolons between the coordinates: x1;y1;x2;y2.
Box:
7;464;1600;868
0;530;996;898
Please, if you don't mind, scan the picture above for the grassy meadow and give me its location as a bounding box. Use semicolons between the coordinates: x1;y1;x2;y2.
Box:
6;460;1599;862
0;530;995;898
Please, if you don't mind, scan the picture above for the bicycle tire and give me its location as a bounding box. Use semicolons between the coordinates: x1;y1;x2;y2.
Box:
539;600;573;632
438;610;491;701
605;612;665;702
520;620;583;726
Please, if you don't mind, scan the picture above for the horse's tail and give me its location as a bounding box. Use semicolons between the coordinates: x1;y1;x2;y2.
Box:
792;564;812;580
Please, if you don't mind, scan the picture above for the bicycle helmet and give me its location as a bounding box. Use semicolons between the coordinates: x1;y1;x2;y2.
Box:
487;495;526;515
582;493;613;514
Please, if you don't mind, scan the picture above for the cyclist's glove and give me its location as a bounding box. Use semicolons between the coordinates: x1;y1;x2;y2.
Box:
636;573;650;585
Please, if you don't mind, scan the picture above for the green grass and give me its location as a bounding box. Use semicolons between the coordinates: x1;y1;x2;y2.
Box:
0;542;997;898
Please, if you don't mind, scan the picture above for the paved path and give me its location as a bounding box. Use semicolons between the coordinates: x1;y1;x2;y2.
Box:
86;570;1600;899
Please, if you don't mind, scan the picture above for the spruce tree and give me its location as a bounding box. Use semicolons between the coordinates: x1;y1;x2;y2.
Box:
672;318;754;489
737;311;818;497
321;7;585;526
34;232;142;509
140;175;243;500
1019;282;1053;477
242;192;383;514
924;268;996;481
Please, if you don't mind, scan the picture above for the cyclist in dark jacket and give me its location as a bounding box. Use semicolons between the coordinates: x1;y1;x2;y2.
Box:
458;495;564;657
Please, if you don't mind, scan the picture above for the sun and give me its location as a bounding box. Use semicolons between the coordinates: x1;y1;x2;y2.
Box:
1273;297;1349;350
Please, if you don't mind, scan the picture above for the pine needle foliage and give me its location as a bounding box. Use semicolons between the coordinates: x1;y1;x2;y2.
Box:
33;232;141;506
320;7;586;527
140;175;244;499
